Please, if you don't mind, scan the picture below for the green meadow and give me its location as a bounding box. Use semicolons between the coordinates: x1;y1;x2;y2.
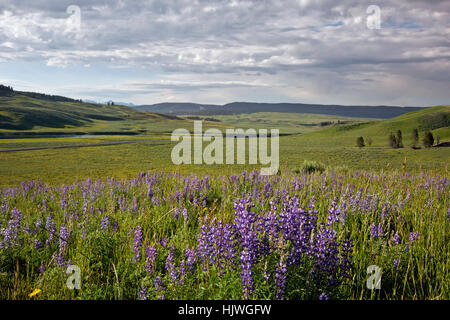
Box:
0;105;448;187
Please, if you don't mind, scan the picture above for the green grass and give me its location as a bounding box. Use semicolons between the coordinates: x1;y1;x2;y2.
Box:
183;112;375;134
0;106;448;187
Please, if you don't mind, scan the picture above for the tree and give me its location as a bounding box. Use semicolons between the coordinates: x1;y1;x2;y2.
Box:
389;133;397;148
422;130;434;148
356;136;365;148
411;128;419;148
396;130;403;148
436;135;441;145
366;137;373;146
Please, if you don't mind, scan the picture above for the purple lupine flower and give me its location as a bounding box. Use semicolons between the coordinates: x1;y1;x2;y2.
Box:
233;199;259;299
45;214;56;244
177;260;186;285
274;259;288;300
112;221;119;233
182;208;188;222
53;252;66;267
59;224;69;254
239;249;254;300
42;198;48;211
0;207;23;248
165;246;178;284
138;286;147;300
1;197;8;214
39;263;46;273
319;293;330;300
133;226;143;262
131;197;138;213
313;227;340;283
447;208;450;221
100;215;110;231
326;201;340;226
185;248;197;273
339;235;353;279
197;218;235;269
370;224;382;238
154;276;165;300
34;239;43;251
409;231;419;243
160;237;167;248
393;259;400;271
144;245;157;274
393;233;402;245
35;218;42;230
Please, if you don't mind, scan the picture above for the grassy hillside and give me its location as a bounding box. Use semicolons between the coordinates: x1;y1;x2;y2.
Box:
276;105;449;173
0;91;229;137
307;105;450;147
194;112;377;134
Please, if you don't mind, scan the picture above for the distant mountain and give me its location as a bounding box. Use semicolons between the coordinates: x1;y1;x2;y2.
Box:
134;102;222;115
133;102;424;119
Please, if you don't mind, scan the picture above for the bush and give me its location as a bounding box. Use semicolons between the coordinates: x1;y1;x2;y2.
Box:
299;160;326;174
356;137;365;148
389;133;397;148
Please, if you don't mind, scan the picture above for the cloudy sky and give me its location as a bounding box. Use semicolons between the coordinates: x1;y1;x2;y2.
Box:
0;0;449;106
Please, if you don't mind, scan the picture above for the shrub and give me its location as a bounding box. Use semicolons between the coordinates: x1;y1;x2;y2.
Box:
388;133;397;148
299;160;326;174
356;137;365;148
422;131;434;148
411;128;419;148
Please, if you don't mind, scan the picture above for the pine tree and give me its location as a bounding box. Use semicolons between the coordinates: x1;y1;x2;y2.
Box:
389;133;397;148
356;136;365;148
396;130;403;148
411;128;419;148
422;131;434;148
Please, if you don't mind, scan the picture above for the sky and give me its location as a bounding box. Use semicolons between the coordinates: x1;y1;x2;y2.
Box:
0;0;449;106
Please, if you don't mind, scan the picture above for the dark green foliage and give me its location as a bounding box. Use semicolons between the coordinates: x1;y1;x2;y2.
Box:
411;128;419;148
298;160;326;174
389;133;397;148
422;130;434;148
419;112;450;130
0;84;14;95
388;130;404;148
396;130;403;148
356;136;365;148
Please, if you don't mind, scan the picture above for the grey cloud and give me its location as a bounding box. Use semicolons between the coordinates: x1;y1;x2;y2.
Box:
0;0;449;105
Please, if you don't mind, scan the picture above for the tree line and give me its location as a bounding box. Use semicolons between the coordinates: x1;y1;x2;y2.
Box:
355;128;439;149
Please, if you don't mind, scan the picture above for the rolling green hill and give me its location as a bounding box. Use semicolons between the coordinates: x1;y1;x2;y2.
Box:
0;91;174;130
312;105;450;146
0;89;211;137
